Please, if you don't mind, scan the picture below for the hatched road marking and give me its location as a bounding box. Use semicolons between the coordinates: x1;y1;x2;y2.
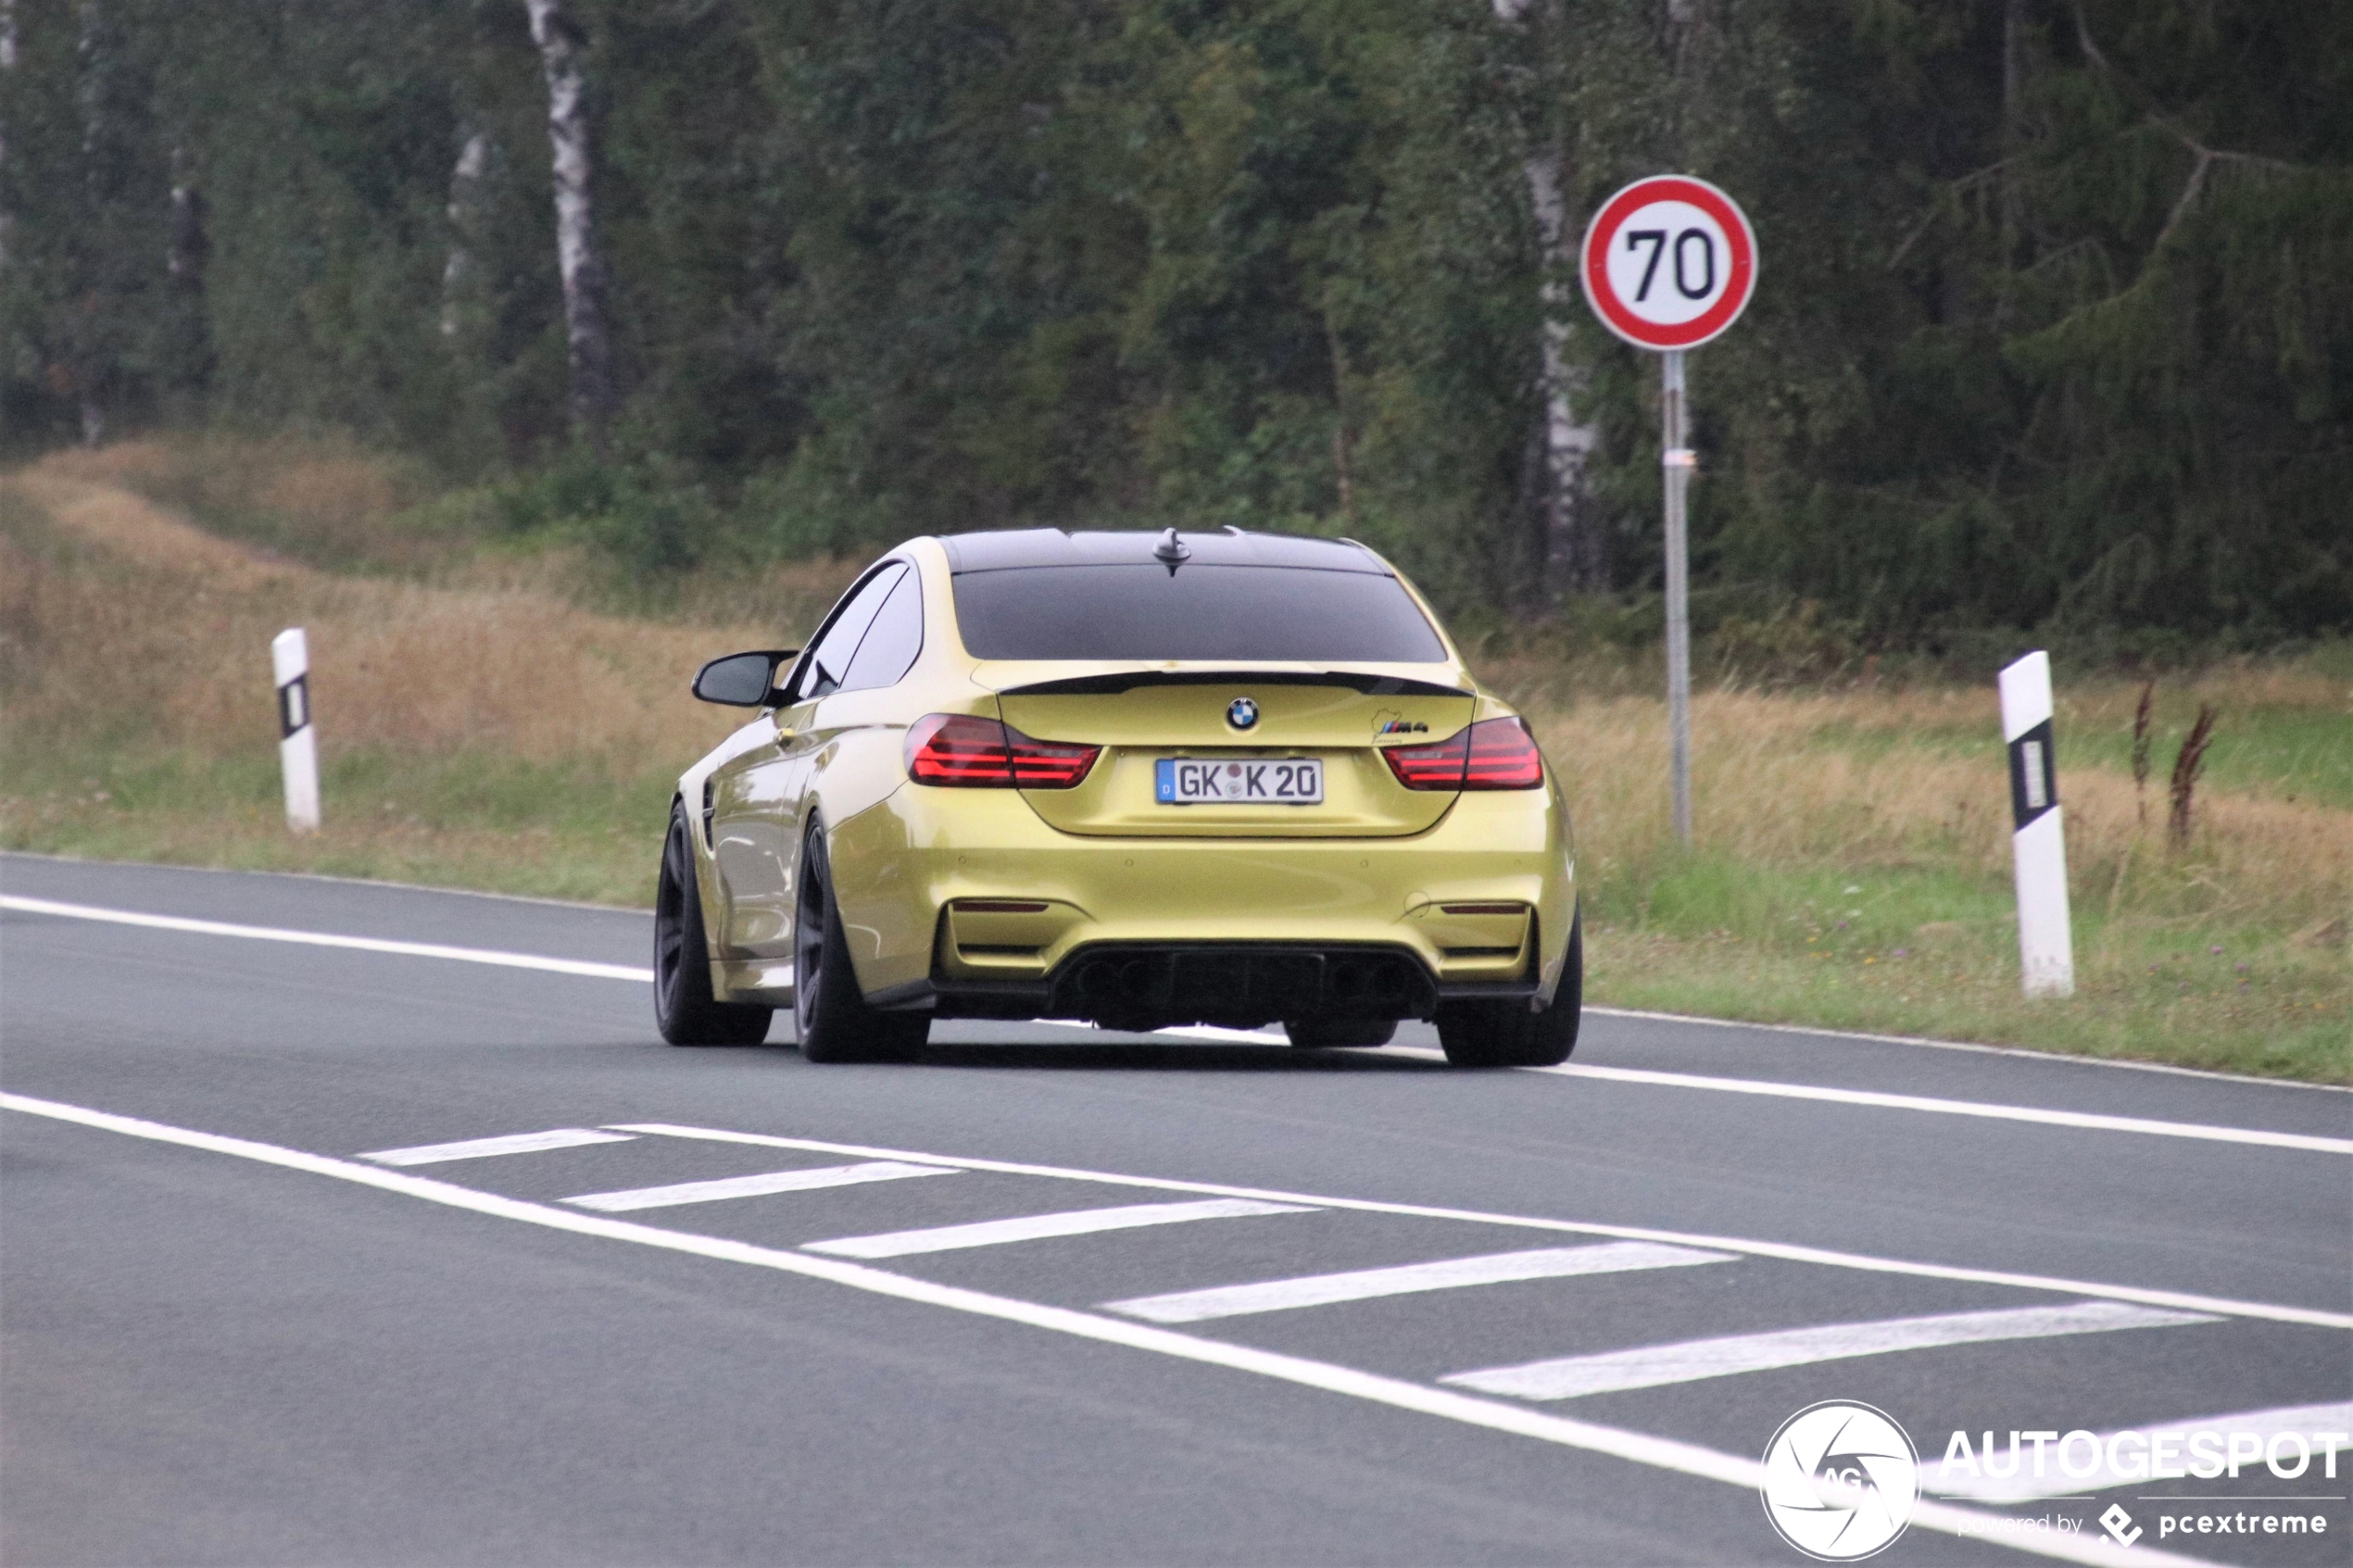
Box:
1105;1241;1733;1323
614;1123;2353;1332
1442;1301;2220;1401
563;1160;957;1212
0;1090;2241;1568
7;894;2343;1156
360;1128;636;1165
804;1198;1311;1258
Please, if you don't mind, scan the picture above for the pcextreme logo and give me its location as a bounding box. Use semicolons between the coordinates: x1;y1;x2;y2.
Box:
1761;1401;1920;1561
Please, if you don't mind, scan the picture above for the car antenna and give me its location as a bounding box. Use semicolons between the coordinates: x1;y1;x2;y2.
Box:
1153;526;1190;575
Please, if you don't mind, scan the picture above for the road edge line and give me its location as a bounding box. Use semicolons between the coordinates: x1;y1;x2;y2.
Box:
1540;1063;2353;1156
0;895;651;983
1582;1005;2352;1094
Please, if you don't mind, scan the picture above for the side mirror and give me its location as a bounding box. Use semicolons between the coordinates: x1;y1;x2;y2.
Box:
691;649;799;708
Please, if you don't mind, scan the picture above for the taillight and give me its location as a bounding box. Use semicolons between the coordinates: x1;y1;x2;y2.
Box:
1007;727;1099;787
1465;717;1544;788
1381;718;1543;791
1381;731;1470;790
905;714;1099;789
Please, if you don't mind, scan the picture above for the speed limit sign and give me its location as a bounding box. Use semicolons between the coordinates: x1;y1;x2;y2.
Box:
1580;175;1756;351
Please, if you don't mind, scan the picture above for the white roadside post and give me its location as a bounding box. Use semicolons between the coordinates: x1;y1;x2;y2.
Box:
1581;176;1756;847
1998;651;2072;997
271;628;321;834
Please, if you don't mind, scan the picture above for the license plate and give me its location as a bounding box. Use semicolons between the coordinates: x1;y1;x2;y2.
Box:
1155;757;1324;806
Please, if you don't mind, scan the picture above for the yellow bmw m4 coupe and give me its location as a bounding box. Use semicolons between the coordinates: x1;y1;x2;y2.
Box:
654;527;1579;1067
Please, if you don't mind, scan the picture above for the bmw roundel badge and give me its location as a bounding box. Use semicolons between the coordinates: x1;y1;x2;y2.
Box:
1227;696;1260;731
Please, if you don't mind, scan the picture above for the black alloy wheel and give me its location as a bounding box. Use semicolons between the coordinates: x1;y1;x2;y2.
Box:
654;806;773;1046
1435;907;1582;1067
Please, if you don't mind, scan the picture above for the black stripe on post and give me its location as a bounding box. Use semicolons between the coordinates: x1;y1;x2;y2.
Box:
277;674;309;739
2007;718;2057;831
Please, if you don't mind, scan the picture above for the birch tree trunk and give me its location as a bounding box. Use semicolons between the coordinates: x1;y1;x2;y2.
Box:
0;0;18;271
523;0;614;448
441;128;488;342
1492;0;1606;597
167;144;206;288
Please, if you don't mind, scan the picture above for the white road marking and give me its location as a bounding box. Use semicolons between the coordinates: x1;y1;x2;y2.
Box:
360;1128;635;1165
1106;1241;1734;1323
13;893;2335;1152
564;1160;957;1212
1442;1301;2219;1401
0;895;652;983
804;1198;1310;1258
1163;1025;1288;1043
1536;1062;2353;1157
1924;1401;2353;1503
1582;1004;2353;1093
1114;1028;2353;1157
613;1123;2353;1332
0;1090;2227;1568
1372;1042;2353;1156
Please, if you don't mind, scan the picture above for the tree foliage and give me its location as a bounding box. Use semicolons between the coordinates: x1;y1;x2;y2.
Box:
0;0;2343;637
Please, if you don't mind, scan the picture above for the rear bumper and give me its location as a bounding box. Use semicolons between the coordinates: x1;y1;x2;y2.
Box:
827;781;1575;1018
894;939;1549;1029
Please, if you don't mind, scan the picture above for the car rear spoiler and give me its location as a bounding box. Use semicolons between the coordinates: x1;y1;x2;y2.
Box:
998;670;1469;699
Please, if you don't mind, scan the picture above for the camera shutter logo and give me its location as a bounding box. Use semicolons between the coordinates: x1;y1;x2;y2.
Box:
1760;1401;1919;1561
1227;696;1259;731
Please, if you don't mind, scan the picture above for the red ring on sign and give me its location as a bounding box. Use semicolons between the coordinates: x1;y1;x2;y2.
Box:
1580;175;1756;350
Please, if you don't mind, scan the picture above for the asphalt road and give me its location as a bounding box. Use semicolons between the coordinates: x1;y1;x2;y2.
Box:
3;852;2347;1567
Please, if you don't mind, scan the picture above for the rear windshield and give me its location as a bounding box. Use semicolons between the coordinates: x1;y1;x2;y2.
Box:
951;565;1448;663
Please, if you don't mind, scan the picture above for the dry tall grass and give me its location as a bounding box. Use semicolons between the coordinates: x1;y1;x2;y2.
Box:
2;455;869;769
1523;686;2351;935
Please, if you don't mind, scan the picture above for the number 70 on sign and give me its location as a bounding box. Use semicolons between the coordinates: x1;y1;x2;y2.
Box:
1580;175;1756;352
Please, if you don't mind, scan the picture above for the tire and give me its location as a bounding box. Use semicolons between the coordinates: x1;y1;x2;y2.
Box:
654;806;774;1046
1285;1017;1398;1048
1435;909;1582;1068
793;822;929;1063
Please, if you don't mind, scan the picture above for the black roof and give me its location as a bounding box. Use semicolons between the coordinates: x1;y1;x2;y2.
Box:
937;528;1388;574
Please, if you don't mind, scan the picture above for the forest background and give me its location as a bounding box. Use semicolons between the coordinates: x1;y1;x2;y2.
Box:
2;0;2347;649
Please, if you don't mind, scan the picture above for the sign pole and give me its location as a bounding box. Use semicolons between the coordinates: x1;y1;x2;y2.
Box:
272;627;321;834
1998;651;2073;997
1661;350;1692;847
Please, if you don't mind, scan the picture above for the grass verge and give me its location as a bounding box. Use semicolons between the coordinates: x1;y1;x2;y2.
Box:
5;438;2346;1081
